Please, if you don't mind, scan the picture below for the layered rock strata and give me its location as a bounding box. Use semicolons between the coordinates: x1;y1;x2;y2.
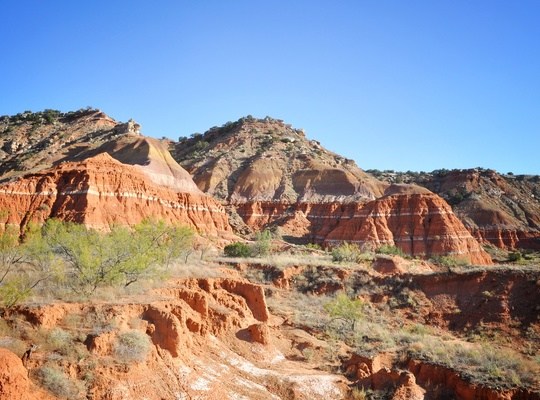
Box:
234;187;492;264
325;190;492;264
173;117;492;262
0;153;231;234
372;168;540;250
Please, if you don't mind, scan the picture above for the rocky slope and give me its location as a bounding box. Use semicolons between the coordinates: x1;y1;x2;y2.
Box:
0;108;136;182
173;117;491;263
1;275;348;399
174;116;385;203
368;168;540;250
0;109;233;236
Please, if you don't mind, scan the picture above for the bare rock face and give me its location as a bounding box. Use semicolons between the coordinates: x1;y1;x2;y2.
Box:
391;371;425;400
325;190;493;265
247;323;270;344
0;348;30;400
408;359;540;400
4;277;331;400
235;188;491;264
374;168;540;250
0;152;231;234
373;255;408;275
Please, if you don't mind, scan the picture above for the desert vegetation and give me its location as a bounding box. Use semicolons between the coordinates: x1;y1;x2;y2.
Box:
255;246;540;397
0;219;194;305
0;225;539;398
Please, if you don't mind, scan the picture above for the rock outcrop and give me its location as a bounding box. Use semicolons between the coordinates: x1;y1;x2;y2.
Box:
173;117;492;263
174;116;385;203
0;348;32;400
0;153;231;234
325;189;492;264
408;359;540;400
0;348;54;400
370;168;540;250
3;277;347;399
0;109;123;181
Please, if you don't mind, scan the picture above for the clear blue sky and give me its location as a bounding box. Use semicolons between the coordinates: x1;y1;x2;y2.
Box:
1;1;539;174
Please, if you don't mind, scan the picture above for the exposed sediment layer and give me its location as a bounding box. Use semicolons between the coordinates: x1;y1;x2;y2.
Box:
235;191;492;264
0;153;231;234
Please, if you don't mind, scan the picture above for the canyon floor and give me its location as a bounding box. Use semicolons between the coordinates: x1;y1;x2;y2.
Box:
1;245;539;400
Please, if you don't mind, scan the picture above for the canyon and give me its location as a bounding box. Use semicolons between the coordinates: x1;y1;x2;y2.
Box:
0;109;539;399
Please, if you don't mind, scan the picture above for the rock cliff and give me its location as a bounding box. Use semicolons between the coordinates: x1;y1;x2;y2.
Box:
368;168;540;250
324;187;492;264
0;153;231;234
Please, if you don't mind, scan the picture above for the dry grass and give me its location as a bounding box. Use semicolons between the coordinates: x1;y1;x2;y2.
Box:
214;252;372;271
261;258;540;392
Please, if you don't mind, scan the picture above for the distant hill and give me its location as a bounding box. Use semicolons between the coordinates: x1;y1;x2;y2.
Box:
173;115;385;203
172;116;493;263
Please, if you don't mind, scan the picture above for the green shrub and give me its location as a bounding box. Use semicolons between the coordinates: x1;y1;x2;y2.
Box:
324;292;365;332
375;244;405;257
47;328;73;355
251;229;273;257
431;255;469;268
38;365;83;398
331;242;362;263
43;219;194;294
0;277;33;307
224;242;251;257
508;251;522;262
114;330;151;363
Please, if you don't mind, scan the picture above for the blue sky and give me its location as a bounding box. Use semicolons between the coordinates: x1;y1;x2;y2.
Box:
1;1;539;174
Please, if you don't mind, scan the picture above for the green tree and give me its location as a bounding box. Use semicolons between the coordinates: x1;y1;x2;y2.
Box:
0;224;52;307
324;292;365;332
331;242;362;262
251;229;273;257
224;242;251;257
43;219;194;294
0;226;24;285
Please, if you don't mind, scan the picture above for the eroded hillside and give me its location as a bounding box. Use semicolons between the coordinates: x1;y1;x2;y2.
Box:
173;116;385;203
368;168;540;250
172;116;491;263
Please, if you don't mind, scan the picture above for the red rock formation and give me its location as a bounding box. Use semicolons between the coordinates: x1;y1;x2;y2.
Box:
2;277;349;399
410;268;540;331
235;189;492;264
324;190;492;265
390;168;540;250
408;360;540;400
372;255;408;275
247;323;270;345
0;153;232;235
0;348;31;400
197;277;270;322
0;348;55;400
